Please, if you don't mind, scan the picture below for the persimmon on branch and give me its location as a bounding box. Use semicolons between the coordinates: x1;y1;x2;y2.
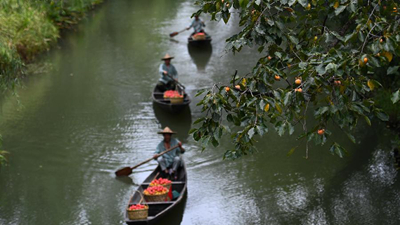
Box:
190;0;400;159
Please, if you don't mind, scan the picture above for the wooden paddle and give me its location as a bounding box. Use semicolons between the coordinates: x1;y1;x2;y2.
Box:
115;144;180;177
166;73;186;90
169;28;187;37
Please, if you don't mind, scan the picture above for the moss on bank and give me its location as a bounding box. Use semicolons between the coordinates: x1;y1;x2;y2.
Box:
0;0;103;89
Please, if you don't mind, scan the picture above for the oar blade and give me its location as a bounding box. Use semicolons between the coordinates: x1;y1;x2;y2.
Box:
169;32;179;37
115;167;133;177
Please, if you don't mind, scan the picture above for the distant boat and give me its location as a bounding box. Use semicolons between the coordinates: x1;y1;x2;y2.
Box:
188;32;212;46
152;86;191;113
125;163;187;224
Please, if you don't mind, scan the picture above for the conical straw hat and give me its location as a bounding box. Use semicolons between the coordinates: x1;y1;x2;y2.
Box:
161;53;174;60
157;126;176;134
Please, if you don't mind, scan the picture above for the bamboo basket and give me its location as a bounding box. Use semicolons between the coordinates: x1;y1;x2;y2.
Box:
149;176;172;191
127;191;148;220
170;97;183;104
193;33;206;40
144;192;168;202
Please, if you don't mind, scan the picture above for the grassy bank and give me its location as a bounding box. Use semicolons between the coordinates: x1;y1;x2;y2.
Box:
0;0;103;164
0;0;102;88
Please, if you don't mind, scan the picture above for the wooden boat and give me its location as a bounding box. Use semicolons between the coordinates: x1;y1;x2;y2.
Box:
188;32;212;46
125;162;187;225
152;86;191;113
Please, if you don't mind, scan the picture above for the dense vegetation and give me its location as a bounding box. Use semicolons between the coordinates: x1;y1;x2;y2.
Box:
0;0;103;164
0;0;103;81
191;0;400;159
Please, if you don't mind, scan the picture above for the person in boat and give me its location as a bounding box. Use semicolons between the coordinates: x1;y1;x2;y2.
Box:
156;54;178;92
153;127;185;180
186;15;206;34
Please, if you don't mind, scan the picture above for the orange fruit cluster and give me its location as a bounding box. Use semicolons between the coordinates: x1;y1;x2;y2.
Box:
144;186;168;195
295;78;302;85
149;178;171;187
163;90;183;99
128;204;148;211
334;80;341;86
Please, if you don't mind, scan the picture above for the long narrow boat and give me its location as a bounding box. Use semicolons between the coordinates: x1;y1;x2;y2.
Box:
125;162;187;225
188;32;212;46
152;86;191;113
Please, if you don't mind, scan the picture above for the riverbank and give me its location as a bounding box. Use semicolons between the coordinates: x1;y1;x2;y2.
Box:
0;0;103;164
0;0;103;89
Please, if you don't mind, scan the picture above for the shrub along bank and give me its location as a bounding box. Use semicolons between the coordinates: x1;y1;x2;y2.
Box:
0;0;103;89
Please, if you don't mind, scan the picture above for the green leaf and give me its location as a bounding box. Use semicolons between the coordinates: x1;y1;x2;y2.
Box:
248;128;255;139
329;142;346;158
287;146;298;156
345;132;356;144
367;79;381;91
298;0;308;7
316;64;325;75
193;131;201;141
277;122;286;136
275;103;283;114
283;92;292;106
288;35;299;45
335;5;346;15
391;90;400;104
376;112;389;121
255;25;265;35
193;118;205;125
227;114;234;122
344;32;356;43
325;63;337;72
368;56;380;67
188;128;197;134
364;116;371;126
288;0;296;6
288;123;294;135
222;11;231;23
211;137;219;147
335;147;344;158
315;106;329;117
239;0;249;8
195;89;206;97
387;66;399;75
299;62;308;69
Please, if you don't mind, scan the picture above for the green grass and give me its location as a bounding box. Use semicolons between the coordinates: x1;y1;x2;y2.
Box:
0;0;103;90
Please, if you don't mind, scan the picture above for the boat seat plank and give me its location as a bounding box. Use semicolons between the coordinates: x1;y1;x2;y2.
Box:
145;201;175;205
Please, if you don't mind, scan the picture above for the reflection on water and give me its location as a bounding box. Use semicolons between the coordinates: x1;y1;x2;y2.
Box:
187;43;212;71
331;149;399;225
153;103;192;142
157;194;187;225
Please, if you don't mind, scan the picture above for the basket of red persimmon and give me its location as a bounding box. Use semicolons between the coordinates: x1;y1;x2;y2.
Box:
149;177;172;190
143;186;169;202
127;203;148;220
193;32;206;40
163;90;184;104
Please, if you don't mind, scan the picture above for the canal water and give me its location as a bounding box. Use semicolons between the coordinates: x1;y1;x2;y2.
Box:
1;0;399;224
